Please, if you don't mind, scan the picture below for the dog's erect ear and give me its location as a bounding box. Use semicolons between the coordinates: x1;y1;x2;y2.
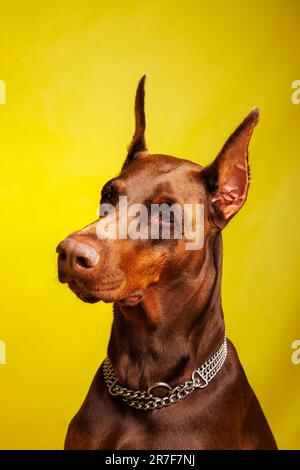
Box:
122;75;148;170
201;108;259;228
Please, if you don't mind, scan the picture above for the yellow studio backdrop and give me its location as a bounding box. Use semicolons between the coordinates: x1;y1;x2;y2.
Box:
0;0;299;450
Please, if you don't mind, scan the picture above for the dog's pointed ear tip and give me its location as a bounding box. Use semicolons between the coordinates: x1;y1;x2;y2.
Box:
139;74;147;85
247;106;260;124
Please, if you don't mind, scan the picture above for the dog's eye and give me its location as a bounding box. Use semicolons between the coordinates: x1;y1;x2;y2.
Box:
104;188;114;201
101;184;116;203
158;203;175;224
159;212;174;224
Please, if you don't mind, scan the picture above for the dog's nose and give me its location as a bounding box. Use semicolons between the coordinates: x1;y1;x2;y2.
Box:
56;238;100;270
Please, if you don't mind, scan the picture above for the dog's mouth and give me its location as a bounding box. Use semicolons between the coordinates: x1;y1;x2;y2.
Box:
67;279;143;306
67;279;122;304
119;293;143;307
76;293;101;304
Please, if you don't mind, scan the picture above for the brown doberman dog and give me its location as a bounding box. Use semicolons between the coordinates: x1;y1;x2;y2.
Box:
56;76;277;450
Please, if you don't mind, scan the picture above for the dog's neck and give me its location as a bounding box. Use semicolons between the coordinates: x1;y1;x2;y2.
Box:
107;233;225;390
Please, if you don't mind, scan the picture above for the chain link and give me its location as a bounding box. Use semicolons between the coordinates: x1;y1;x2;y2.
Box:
103;332;227;411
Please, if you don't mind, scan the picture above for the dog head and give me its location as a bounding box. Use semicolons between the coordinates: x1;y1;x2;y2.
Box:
56;76;259;306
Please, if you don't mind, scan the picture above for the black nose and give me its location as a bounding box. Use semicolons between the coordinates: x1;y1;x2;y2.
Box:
56;238;100;271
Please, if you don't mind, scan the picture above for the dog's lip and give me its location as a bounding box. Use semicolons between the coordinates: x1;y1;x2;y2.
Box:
119;292;144;307
67;279;125;302
66;279;144;306
76;293;100;303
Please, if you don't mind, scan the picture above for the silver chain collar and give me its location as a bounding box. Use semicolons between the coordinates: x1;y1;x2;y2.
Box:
103;333;227;411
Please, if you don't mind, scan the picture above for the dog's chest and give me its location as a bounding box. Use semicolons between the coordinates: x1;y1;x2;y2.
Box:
93;400;238;450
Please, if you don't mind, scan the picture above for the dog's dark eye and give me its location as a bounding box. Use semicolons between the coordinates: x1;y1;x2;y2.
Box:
101;183;116;203
103;188;114;201
159;213;174;224
158;203;175;224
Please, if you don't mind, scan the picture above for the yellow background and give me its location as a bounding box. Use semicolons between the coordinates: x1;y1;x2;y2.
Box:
0;0;299;450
